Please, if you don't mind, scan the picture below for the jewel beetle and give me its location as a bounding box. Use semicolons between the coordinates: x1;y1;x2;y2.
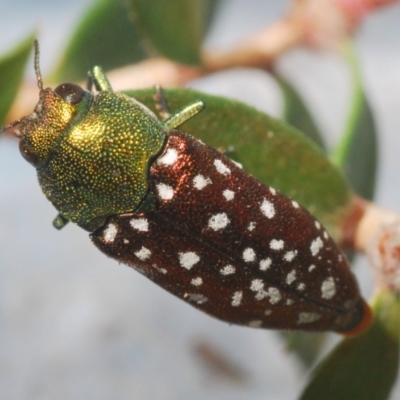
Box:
2;41;372;334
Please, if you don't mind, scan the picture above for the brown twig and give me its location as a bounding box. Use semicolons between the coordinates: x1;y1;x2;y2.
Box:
203;0;399;71
341;197;400;292
202;18;302;71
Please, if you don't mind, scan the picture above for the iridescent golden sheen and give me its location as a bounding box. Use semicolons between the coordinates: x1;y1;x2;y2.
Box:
19;89;77;162
25;90;166;231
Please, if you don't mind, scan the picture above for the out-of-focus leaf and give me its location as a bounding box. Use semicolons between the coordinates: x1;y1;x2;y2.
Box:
127;0;218;65
340;93;377;200
281;331;326;368
277;75;326;150
202;0;221;32
51;0;146;82
300;290;400;400
0;34;35;126
126;88;353;238
331;41;377;200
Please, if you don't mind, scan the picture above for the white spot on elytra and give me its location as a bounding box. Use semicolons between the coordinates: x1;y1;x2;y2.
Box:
270;239;284;250
315;221;321;230
103;223;117;243
264;309;272;316
231;291;243;307
321;277;336;299
259;258;272;271
250;279;264;292
231;159;243;169
267;287;281;304
214;159;231;175
243;247;256;262
250;280;281;304
255;292;266;301
152;264;168;275
311;237;324;256
152;264;165;274
269;187;276;195
286;299;294;305
156;183;174;200
193;174;212;190
179;252;200;270
324;231;329;239
298;312;321;324
123;239;129;244
260;198;275;219
286;270;297;285
186;293;208;304
157;148;178;166
191;277;203;287
248;320;263;328
134;246;151;261
220;265;235;275
247;222;256;231
130;218;149;232
222;189;235;201
292;201;299;208
309;264;316;272
208;212;230;231
297;283;306;291
283;250;298;262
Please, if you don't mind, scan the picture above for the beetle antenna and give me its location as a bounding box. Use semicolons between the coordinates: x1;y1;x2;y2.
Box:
34;40;43;91
0;118;21;134
0;40;42;134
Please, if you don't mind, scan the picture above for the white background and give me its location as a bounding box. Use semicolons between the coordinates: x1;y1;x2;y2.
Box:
0;1;399;399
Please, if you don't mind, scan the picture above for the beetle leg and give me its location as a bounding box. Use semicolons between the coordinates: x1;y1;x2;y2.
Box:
87;66;113;92
162;100;206;132
53;213;69;230
153;85;172;121
153;85;206;131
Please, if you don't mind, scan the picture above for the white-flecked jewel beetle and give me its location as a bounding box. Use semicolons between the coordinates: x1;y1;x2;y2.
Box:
1;41;372;335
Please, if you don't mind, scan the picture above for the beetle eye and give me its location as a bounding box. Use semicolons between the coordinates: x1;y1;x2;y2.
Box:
54;83;85;105
19;139;38;166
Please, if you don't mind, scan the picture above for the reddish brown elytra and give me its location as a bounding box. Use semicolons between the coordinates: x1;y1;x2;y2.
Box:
6;42;372;335
91;131;372;335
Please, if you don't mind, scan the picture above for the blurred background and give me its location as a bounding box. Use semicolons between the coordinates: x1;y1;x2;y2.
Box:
0;1;400;399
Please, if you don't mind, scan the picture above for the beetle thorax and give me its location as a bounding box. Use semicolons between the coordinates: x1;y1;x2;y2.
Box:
37;91;166;231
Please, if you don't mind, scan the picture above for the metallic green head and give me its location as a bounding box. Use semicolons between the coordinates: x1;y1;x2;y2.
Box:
10;42;166;231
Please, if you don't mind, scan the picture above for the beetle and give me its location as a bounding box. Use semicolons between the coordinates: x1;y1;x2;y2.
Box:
1;41;372;334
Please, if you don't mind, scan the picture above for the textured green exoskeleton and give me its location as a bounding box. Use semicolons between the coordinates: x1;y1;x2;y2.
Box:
8;42;204;231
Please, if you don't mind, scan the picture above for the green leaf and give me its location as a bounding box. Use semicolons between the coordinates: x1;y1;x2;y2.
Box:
127;0;217;65
127;88;353;237
0;33;35;126
51;0;146;82
277;75;326;150
300;290;400;400
331;41;377;200
280;331;327;368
